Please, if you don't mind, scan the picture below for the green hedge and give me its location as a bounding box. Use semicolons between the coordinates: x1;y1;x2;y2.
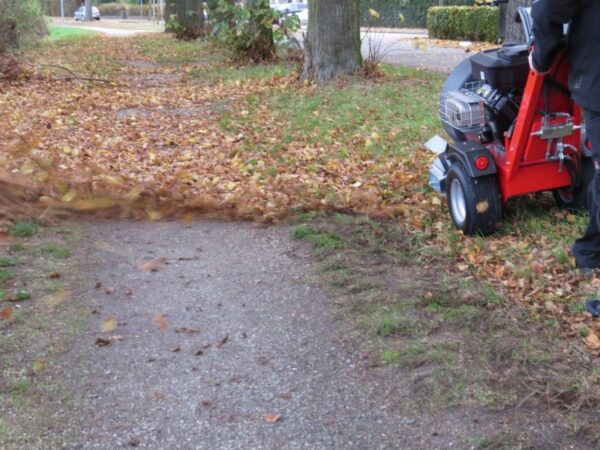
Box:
427;6;498;42
361;0;472;28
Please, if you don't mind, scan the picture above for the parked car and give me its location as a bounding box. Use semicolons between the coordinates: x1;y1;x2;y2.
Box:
297;8;308;25
280;3;307;15
74;6;101;21
271;3;307;26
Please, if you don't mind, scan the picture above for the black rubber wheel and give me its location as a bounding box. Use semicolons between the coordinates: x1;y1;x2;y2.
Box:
445;162;502;235
553;156;594;211
441;58;475;142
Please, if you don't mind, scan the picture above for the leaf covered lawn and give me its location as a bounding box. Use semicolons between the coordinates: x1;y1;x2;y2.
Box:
1;34;599;347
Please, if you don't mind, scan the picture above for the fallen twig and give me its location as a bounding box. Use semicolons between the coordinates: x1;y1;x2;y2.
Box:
36;64;110;83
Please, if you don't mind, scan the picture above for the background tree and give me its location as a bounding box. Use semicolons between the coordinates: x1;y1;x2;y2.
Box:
504;0;532;43
0;0;47;80
175;0;206;39
165;0;206;39
84;0;93;20
0;0;47;50
301;0;362;83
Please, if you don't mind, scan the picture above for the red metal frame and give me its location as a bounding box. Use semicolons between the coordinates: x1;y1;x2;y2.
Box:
486;50;582;204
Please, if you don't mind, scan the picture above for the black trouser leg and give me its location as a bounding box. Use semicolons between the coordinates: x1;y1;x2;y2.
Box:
572;109;600;269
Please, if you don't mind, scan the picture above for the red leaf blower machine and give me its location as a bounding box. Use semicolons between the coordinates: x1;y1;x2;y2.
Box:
426;6;592;235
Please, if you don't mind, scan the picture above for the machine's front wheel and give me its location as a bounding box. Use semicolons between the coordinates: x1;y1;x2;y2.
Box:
553;156;594;211
445;162;502;235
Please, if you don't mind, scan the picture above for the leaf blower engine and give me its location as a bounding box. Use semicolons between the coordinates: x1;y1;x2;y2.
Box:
426;6;592;235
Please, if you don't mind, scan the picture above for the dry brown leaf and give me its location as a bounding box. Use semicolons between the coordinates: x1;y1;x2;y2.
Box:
42;289;71;308
102;316;118;333
154;313;168;332
32;358;46;374
175;327;200;334
584;330;600;350
137;257;168;272
217;334;229;348
95;337;111;347
264;414;281;424
0;306;12;320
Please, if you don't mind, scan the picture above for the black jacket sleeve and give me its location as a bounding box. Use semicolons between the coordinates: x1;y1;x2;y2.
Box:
531;0;585;72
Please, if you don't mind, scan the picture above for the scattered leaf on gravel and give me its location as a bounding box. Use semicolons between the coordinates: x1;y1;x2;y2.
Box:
48;272;61;279
154;313;168;332
0;306;12;320
137;257;168;272
217;335;229;348
42;289;71;307
264;414;281;424
152;391;165;400
32;358;46;374
175;326;200;334
127;437;141;447
95;337;111;347
102;316;118;332
584;330;600;350
171;346;181;352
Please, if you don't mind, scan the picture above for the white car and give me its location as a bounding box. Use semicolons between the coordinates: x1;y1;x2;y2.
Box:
272;3;308;25
297;8;308;25
74;6;101;21
280;3;307;15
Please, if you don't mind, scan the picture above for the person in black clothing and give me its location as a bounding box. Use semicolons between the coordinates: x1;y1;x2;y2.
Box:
529;0;600;270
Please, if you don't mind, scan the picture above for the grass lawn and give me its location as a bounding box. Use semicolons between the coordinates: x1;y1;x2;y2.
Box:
45;25;98;42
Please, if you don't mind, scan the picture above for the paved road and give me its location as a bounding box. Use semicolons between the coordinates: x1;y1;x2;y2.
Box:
57;19;467;72
360;30;467;72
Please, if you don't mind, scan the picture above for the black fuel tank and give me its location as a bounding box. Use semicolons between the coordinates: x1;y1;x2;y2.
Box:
470;44;530;93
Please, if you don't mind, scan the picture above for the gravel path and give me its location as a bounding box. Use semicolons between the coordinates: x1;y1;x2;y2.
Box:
62;221;414;449
43;220;582;450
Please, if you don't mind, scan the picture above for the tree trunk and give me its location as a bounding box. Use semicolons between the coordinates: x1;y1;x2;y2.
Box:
164;0;173;29
84;0;93;21
504;0;532;44
246;0;275;62
0;19;17;55
301;0;362;84
174;0;205;39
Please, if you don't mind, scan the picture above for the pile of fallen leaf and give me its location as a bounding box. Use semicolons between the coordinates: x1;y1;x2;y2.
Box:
412;37;498;53
0;34;425;224
2;34;600;350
